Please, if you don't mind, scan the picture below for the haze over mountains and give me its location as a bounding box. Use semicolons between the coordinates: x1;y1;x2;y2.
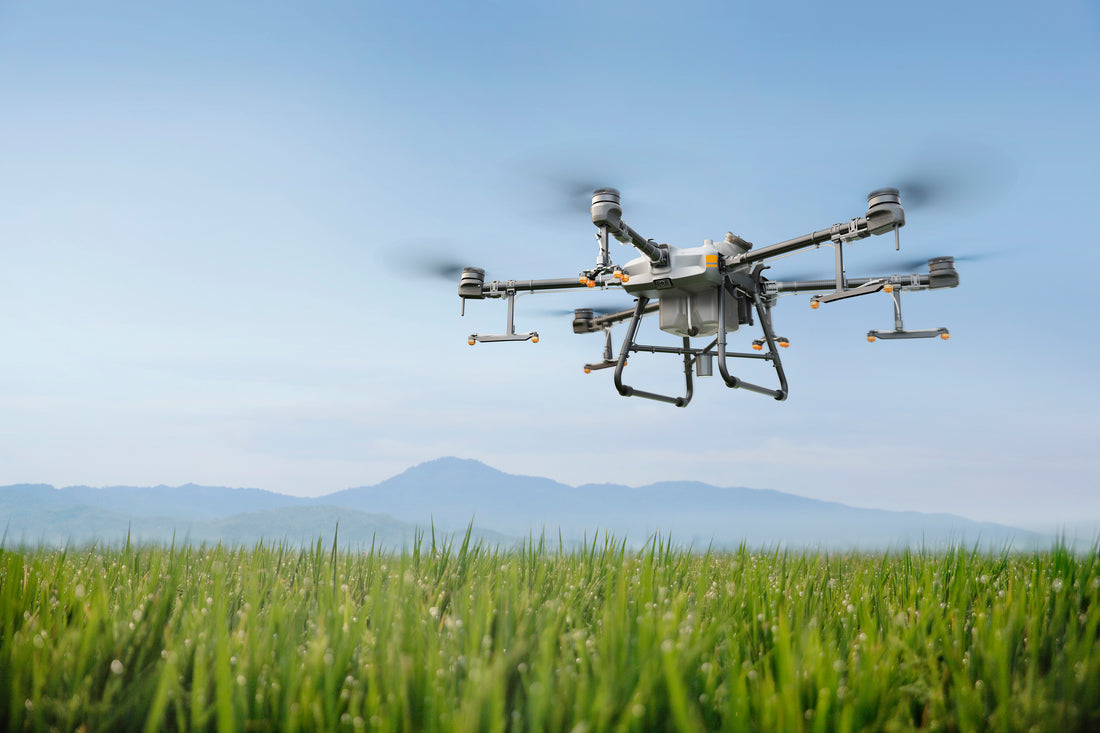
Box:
1;457;1061;550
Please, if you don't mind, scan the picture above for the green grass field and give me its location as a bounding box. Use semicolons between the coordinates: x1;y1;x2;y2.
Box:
1;532;1098;732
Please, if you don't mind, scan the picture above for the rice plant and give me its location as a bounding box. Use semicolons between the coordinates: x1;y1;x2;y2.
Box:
1;531;1097;731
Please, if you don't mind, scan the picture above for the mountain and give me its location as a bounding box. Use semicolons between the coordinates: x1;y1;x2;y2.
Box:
1021;519;1100;546
323;458;570;534
0;500;507;551
0;482;307;521
0;457;1058;550
329;458;1051;549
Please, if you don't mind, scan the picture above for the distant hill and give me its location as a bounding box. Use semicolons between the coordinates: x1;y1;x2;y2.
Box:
0;482;307;521
1021;519;1100;546
0;500;505;551
328;458;1053;549
1;457;1057;550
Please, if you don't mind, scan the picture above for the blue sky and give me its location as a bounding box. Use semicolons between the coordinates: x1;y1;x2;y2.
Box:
0;0;1097;527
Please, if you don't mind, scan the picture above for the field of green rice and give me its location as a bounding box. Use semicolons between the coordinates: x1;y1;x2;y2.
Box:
1;531;1098;731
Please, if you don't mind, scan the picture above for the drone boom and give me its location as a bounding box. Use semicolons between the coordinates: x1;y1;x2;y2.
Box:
590;188;667;266
738;187;905;266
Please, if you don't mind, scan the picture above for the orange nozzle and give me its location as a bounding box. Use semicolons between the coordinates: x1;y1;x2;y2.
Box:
810;300;820;310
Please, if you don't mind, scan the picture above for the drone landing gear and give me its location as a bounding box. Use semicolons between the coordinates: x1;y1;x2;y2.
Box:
716;287;788;401
867;287;950;342
583;329;619;373
613;296;695;407
611;287;789;407
468;291;539;345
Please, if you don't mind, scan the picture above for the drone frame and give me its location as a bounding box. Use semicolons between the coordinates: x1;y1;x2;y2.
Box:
458;187;958;407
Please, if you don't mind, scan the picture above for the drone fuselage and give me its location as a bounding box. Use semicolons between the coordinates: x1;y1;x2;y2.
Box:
619;242;746;338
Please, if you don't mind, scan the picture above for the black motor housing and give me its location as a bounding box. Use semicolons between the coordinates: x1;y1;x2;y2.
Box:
458;267;486;299
927;257;959;289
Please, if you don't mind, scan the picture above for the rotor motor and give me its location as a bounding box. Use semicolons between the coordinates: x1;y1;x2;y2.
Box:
590;188;622;229
572;308;596;334
458;267;485;299
865;187;906;236
927;256;959;289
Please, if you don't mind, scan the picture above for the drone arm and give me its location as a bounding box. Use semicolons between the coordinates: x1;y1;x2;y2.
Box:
770;274;934;293
736;190;906;267
591;301;659;328
479;277;600;297
770;252;960;296
608;221;666;264
459;268;597;300
590;188;667;265
738;225;861;267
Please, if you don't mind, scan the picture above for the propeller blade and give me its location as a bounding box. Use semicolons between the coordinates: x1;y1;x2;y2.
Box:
421;260;468;281
539;173;626;221
886;140;1016;213
407;256;469;281
770;250;1006;282
537;302;638;317
515;147;657;222
856;251;1006;274
767;270;834;283
894;180;936;210
950;253;1002;263
384;241;473;282
872;255;933;273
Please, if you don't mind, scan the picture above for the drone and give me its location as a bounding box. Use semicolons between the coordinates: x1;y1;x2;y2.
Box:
456;187;959;407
